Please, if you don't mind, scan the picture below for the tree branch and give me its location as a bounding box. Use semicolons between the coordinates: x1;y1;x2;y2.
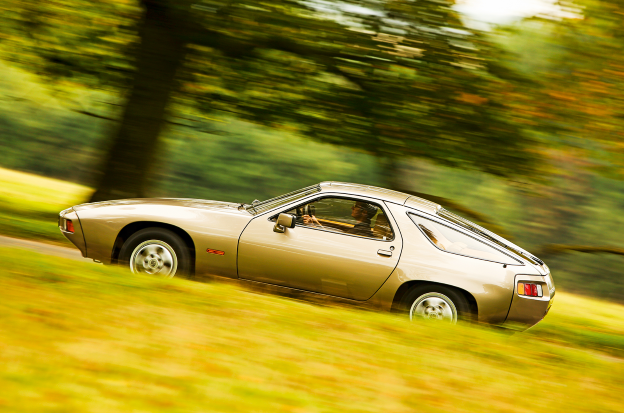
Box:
71;109;223;134
323;62;370;92
72;109;117;121
535;244;624;257
0;95;29;102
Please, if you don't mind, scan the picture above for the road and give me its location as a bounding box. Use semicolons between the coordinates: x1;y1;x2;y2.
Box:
0;235;85;261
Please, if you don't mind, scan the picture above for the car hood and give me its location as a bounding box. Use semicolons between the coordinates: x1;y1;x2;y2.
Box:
72;198;249;214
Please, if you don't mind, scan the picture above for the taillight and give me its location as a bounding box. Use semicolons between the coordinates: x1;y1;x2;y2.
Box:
517;282;543;297
65;219;74;233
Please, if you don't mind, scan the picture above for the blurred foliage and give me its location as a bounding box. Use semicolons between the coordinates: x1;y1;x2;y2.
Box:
0;62;380;200
176;0;538;178
0;0;139;89
0;0;542;201
154;118;380;201
1;246;624;411
495;0;624;177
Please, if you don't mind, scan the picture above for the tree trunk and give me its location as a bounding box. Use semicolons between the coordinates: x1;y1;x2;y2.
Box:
89;1;186;202
377;155;402;190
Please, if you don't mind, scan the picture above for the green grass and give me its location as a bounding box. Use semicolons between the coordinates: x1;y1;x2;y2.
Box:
0;247;623;412
0;167;90;243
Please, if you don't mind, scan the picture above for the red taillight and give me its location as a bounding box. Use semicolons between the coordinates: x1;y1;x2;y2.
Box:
518;282;543;297
66;219;74;233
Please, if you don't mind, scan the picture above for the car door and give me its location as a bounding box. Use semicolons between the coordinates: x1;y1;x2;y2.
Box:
237;196;402;301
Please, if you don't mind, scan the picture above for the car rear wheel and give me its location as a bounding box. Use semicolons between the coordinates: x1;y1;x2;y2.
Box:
403;285;471;324
119;228;190;278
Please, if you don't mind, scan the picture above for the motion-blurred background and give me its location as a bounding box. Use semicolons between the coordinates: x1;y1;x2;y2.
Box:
0;0;622;304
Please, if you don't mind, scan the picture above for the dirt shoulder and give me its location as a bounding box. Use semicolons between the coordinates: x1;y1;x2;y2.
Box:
0;234;85;261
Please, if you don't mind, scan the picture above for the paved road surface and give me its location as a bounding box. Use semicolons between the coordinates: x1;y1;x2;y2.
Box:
0;235;86;261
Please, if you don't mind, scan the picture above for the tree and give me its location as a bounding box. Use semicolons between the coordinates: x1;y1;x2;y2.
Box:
1;0;542;202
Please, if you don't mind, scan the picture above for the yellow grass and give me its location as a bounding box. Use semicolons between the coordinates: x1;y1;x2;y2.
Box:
0;167;90;243
0;247;623;412
0;167;89;205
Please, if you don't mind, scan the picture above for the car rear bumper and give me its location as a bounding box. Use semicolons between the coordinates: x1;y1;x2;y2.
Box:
502;272;555;331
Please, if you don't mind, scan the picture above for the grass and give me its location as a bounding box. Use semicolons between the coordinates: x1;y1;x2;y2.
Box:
0;167;90;243
0;247;623;412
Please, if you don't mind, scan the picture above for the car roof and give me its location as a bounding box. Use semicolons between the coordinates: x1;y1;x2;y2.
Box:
319;181;441;214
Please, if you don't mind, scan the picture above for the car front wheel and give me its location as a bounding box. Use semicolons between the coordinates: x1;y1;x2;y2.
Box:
119;228;190;278
403;285;471;324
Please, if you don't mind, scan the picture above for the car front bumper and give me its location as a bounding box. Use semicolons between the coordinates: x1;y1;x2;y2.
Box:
59;208;87;257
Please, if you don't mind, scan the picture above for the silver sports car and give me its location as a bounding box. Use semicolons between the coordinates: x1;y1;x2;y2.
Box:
59;182;555;329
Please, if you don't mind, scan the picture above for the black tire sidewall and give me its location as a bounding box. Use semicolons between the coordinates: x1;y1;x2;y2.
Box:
402;284;471;322
119;228;191;277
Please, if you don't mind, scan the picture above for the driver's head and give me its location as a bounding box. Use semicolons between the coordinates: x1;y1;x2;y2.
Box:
352;201;377;222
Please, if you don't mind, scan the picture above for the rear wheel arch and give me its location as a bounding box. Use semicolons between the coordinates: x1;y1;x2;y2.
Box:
391;280;478;320
112;222;196;275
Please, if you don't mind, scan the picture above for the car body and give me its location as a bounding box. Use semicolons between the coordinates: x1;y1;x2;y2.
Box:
59;182;554;329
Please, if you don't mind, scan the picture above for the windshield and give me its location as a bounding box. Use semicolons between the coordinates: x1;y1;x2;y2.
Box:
437;208;543;266
245;184;321;215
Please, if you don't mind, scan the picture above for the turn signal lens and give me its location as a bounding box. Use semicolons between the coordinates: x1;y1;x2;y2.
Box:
517;282;543;297
66;219;75;233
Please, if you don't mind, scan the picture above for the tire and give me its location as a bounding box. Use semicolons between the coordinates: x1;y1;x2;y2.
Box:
119;227;191;278
402;284;471;324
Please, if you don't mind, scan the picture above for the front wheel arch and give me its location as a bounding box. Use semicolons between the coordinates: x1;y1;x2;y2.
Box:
111;221;195;276
391;281;478;321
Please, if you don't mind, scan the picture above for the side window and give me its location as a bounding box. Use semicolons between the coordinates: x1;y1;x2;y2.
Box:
409;214;520;264
283;197;394;240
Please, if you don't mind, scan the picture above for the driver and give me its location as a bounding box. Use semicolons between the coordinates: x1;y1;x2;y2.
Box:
301;200;377;237
345;201;377;237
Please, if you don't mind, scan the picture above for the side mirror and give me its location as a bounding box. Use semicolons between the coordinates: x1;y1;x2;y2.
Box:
273;213;296;233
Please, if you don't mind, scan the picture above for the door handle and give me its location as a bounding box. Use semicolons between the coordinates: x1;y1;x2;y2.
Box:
377;249;392;257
